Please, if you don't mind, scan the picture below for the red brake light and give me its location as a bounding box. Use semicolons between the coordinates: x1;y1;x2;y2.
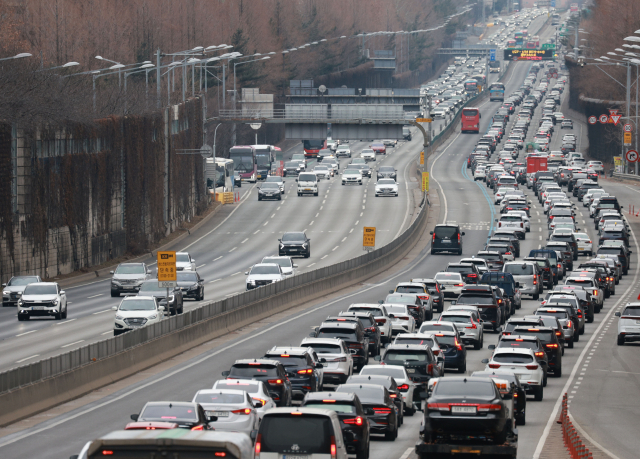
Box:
255;434;262;456
398;384;409;390
344;416;364;426
468;274;478;278
390;394;397;398
546;344;559;348
102;452;114;456
455;338;463;351
489;363;501;369
215;454;226;457
191;425;205;431
535;351;545;357
466;322;477;329
268;379;284;385
526;364;539;370
231;408;252;415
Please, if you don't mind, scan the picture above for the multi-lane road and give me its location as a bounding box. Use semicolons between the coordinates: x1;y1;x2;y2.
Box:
3;10;639;459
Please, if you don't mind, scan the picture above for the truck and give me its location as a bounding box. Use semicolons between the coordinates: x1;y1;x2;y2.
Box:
526;156;547;174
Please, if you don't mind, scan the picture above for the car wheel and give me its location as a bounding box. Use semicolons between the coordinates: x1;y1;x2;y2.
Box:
54;311;62;320
617;335;625;345
62;307;67;319
258;196;262;201
356;445;369;459
554;366;562;377
18;315;26;321
516;411;526;426
534;385;544;401
278;195;281;201
111;290;119;297
574;331;580;342
458;361;467;373
385;426;397;441
579;325;585;335
431;249;436;255
567;339;574;349
474;338;482;350
314;192;318;196
297;193;301;196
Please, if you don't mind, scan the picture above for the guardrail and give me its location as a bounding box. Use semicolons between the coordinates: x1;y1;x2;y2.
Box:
217;109;412;122
613;172;640;183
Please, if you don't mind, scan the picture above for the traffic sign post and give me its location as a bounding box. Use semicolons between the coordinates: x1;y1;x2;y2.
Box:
157;252;177;299
623;123;633;133
624;132;633;146
422;172;430;192
490;49;496;62
626;150;638;163
588;116;597;125
363;227;376;251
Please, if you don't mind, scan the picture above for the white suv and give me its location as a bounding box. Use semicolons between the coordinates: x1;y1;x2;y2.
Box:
360;149;376;162
300;338;353;385
482;348;545;401
112;295;166;336
347;303;393;343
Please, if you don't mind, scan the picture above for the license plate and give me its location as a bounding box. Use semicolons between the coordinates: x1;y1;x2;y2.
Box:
441;240;451;244
284;456;309;459
305;188;312;191
206;411;229;417
578;248;584;250
452;406;477;414
406;368;416;373
290;249;298;252
31;306;45;310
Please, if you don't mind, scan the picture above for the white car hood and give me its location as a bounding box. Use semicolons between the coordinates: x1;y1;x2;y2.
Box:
20;294;58;302
117;309;158;319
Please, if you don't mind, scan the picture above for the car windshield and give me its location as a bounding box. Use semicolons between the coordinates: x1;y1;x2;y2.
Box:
298;174;317;182
194;393;245;404
344;169;360;175
300;343;342;354
504;264;534;275
250;265;280;275
263;257;292;268
115;264;145;274
8;277;40;286
395;337;435;347
304;403;356;414
513;329;554;343
282;233;305;242
23;284;57;295
177;272;198;282
492;353;534;364
349;307;382;317
380;167;395;172
119;299;156;311
266;355;308;367
441;315;471;324
536;310;568;319
316;328;357;340
360;366;406;379
434;226;458;238
262;183;280;189
386;295;416;305
229;364;278;377
378;179;396;185
140;404;198;422
385;350;430;362
456;295;495;305
500;340;538;350
395;286;424;294
447;266;473;273
386;305;409;315
214;381;261;393
435;273;462;282
138;282;169;293
434;381;495;396
285;161;299;168
622;306;640;317
266;177;282;183
336;385;383;403
176;254;190;263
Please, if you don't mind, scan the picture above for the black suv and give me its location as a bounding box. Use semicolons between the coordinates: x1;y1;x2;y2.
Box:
377;344;441;393
338;311;382;356
513;326;563;377
454;285;502;332
278;231;311;258
263;347;324;400
301;392;371;458
431;224;465;255
412;278;444;312
336;383;398;441
491;334;549;376
221;359;293;406
312;321;369;371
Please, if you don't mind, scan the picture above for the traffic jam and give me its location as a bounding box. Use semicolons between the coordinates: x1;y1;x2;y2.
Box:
47;9;637;459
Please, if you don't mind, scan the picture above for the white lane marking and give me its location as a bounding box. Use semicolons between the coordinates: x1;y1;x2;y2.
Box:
533;213;640;458
253;230;260;235
341;237;347;242
93;309;112;315
332;246;339;251
16;330;37;337
61;340;85;348
56;319;77;325
271;213;275;218
263;221;269;226
568;413;622;459
180;183;256;252
213;256;223;261
430;132;461;223
308;263;316;267
229;247;237;252
208;278;222;284
355;220;359;225
315;213;319;218
196;264;207;269
360;212;363;217
102;331;113;335
16;355;40;364
320;206;324;210
277;206;281;210
241;238;249;244
230;272;242;276
398;447;414;459
349;228;354;234
321;255;328;260
309;221;315;226
87;294;103;299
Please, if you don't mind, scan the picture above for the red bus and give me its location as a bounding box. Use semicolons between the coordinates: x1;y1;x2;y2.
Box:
461;108;481;133
302;139;326;158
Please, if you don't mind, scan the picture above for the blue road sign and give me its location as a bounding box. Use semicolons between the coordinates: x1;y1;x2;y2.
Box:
490;49;496;61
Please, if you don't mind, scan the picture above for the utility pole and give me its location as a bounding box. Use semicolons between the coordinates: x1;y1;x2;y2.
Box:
157;49;161;109
626;63;631;174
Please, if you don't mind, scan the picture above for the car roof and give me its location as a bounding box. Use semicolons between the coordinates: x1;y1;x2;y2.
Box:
233;359;281;366
492;347;536;355
263;407;340;419
301;337;346;346
123;295;156;301
386;344;431;351
196;389;248;396
304;392;357;402
501;334;539;341
266;346;312;356
319;321;358;330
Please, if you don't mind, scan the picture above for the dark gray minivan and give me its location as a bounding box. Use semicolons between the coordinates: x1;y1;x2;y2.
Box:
430;224;465;255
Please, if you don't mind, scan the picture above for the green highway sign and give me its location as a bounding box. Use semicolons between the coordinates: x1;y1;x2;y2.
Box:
541;44;556;49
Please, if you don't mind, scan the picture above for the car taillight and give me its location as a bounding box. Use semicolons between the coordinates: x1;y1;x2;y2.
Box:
344;416;364;426
505;252;512;255
478;404;503;412
427;403;450;411
297;369;313;374
191;425;204;431
330;357;347;362
455;338;463;351
432;349;440;356
534;351;545;357
418;295;430;300
330;436;337;459
372;407;392;414
252;397;267;407
376;318;387;324
232;408;252;415
489;363;501;369
432;233;436;242
390;393;397;398
349;343;363;349
546;344;559;348
467;274;477;278
398;384;409;390
268;379;284;385
466;322;477;329
555;331;562;336
526;364;539;370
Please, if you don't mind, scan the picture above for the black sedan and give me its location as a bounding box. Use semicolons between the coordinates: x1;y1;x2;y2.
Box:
176;271;205;301
258;182;282;201
377;166;397;180
279;231;311;258
421;377;512;444
131;401;213;430
336;383;398;441
471;371;527;426
136;280;184;315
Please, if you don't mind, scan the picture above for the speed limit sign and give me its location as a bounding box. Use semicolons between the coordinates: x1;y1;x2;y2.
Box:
588;116;597;125
624;123;633;132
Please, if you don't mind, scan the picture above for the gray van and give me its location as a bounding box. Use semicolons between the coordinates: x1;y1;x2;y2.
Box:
430;224;465;255
503;261;540;299
257;408;348;459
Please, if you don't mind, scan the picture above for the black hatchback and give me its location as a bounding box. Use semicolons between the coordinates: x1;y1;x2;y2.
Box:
221;359;293;406
431;224;465;255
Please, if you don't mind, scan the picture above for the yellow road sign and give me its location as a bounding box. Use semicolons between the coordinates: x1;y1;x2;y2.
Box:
420;151;425;165
363;227;376;248
157;251;177;282
624;131;632;146
416;118;433;123
422;172;430;192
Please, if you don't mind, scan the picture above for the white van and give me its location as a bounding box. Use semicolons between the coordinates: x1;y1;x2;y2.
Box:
297;172;319;196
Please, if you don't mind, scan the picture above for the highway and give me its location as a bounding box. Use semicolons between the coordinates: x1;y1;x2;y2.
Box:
4;10;637;459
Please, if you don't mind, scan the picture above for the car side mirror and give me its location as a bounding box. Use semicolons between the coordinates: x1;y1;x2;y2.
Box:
207;415;219;422
60;290;65;295
295;179;298;182
110;271;114;275
481;358;490;364
130;414;139;421
488;344;496;350
451;300;457;305
316;363;324;369
309;332;316;337
158;306;165;312
221;371;230;377
245;272;249;275
615;312;621;317
1;283;6;287
495;219;499;222
461;232;466;236
430;231;434;235
349;349;358;355
320;358;327;363
440;286;446;290
293;265;298;268
378;300;383;304
420;391;430;399
111;306;118;311
374;355;381;361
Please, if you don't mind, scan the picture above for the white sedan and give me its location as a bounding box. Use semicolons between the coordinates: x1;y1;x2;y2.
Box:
342;168;363;186
192;389;259;433
375;178;399;197
383;304;416;335
573;232;593;256
211;379;276;420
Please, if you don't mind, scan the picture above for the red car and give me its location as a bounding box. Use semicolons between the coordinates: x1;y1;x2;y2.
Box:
371;142;387;155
